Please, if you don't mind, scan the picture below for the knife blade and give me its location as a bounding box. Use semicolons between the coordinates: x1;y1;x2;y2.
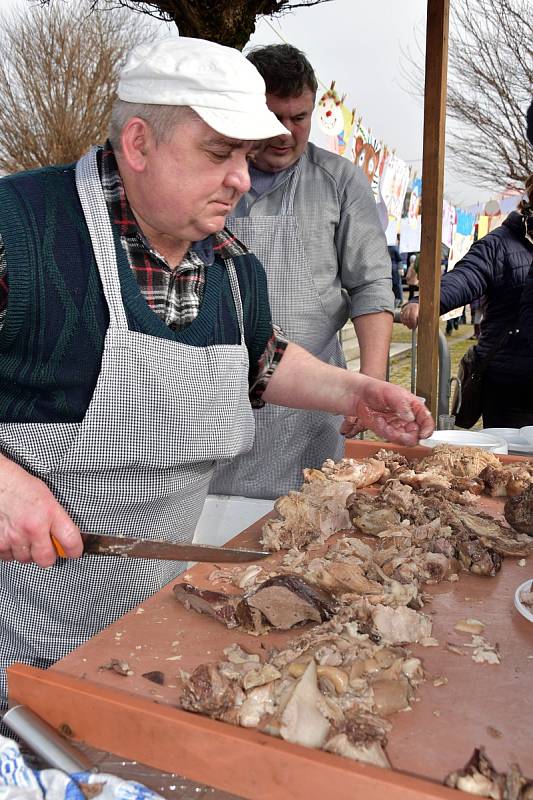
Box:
52;533;270;563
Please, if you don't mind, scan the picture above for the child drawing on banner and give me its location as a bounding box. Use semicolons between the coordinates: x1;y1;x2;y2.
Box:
351;123;383;200
334;104;355;157
317;83;344;137
408;178;422;228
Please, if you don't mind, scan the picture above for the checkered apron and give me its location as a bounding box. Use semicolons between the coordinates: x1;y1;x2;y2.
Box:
211;159;345;500
0;148;255;711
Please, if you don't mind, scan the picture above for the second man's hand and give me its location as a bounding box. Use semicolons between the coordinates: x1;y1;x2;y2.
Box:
400;302;420;330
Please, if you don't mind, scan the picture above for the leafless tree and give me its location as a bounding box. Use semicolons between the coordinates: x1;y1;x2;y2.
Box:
32;0;333;50
0;4;147;173
401;0;532;193
445;0;532;192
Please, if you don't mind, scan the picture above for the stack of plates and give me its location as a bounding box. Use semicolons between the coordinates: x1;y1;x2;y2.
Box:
482;428;533;455
514;579;533;623
420;430;508;453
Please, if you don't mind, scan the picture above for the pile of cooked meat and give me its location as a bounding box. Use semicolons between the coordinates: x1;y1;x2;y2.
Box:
173;446;533;780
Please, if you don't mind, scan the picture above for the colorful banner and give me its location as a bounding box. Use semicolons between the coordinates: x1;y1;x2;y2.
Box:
317;83;345;137
477;215;490;239
316;82;409;218
351;121;384;200
448;232;474;270
442;199;455;249
316;78;508;242
407;178;422;229
399;216;421;252
456;210;475;237
380;153;411;221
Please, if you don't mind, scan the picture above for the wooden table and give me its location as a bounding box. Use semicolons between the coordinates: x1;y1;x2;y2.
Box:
7;442;533;800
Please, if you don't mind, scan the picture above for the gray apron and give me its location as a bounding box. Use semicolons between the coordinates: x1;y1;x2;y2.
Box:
211;160;345;500
0;148;254;709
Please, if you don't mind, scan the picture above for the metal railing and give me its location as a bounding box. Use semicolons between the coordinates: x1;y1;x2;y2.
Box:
391;309;453;422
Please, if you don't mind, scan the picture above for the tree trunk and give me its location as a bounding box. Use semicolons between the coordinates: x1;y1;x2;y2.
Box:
120;1;286;49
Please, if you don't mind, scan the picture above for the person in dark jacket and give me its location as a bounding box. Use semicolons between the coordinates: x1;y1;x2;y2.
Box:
401;174;533;427
517;175;533;350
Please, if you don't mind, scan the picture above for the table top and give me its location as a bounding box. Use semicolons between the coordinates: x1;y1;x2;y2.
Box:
8;441;533;800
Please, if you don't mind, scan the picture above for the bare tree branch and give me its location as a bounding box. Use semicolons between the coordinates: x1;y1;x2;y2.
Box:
400;0;532;194
0;4;146;172
30;0;333;49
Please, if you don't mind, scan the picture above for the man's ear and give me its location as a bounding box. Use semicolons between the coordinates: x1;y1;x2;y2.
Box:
120;118;153;173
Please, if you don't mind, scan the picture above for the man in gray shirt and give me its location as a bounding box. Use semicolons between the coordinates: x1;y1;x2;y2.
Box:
211;44;394;500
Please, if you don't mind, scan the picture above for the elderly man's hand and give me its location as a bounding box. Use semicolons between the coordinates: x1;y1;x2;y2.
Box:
400;302;420;330
0;455;83;568
351;378;434;446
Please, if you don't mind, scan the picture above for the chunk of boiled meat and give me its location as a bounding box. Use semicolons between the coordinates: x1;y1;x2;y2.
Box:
237;575;338;631
173;583;239;628
371;604;432;644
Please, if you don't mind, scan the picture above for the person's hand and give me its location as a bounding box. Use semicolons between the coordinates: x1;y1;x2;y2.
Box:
351;379;434;446
340;416;366;438
0;455;83;568
400;302;420;330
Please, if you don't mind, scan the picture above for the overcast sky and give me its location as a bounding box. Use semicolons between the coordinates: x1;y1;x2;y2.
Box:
4;0;494;207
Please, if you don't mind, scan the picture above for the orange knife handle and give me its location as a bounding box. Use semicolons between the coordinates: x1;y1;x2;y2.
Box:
51;535;67;558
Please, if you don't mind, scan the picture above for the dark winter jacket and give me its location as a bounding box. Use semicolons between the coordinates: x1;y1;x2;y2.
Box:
439;211;533;380
518;222;533;351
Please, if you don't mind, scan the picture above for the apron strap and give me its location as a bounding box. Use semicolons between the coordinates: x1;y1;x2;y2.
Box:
225;258;246;343
75;148;129;329
280;158;303;216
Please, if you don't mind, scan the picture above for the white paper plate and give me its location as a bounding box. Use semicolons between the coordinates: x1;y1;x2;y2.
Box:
514;579;533;623
507;439;533;455
420;430;508;454
482;427;520;440
519;426;533;445
482;429;533;455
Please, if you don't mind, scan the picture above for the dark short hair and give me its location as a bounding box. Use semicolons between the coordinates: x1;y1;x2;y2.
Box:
246;44;318;98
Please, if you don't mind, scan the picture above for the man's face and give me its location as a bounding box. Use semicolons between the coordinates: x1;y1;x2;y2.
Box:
251;88;315;173
132;117;256;244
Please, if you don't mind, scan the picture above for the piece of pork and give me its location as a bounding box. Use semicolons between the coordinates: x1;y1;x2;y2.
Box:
279;661;331;748
307;561;384;596
237;575;338;632
346;493;402;536
324;712;391;769
371;604;432;644
445;747;533;800
481;462;533;498
321;457;386;487
455;535;502;577
180;663;240;717
504;485;533;535
417;444;502;478
173;584;239;628
261;479;353;551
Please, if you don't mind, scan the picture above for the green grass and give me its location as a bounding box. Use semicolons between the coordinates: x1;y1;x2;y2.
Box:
388;322;475;392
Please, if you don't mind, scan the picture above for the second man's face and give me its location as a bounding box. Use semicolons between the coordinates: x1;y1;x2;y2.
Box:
251;88;315;173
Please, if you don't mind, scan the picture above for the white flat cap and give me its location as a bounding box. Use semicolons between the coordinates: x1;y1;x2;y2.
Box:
118;36;289;141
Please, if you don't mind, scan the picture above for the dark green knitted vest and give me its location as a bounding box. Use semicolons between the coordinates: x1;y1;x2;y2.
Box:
0;164;272;423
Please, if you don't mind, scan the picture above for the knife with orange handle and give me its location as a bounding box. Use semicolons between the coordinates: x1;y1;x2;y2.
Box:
51;533;269;563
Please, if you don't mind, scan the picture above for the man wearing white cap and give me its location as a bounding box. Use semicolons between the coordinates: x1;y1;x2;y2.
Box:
0;36;432;714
